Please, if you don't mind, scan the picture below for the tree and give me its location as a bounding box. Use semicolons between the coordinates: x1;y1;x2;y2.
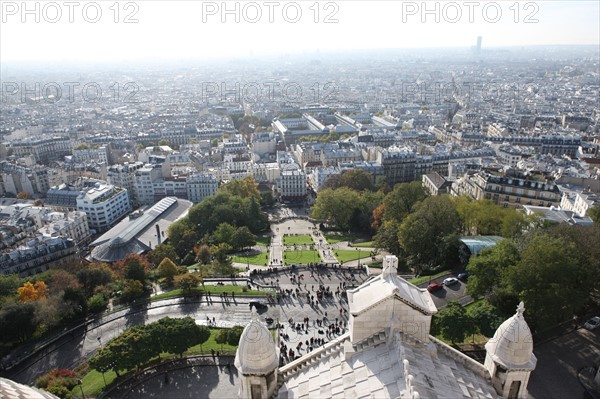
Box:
155;317;210;357
47;270;80;296
87;294;108;314
195;244;212;265
311;187;362;231
231;226;257;251
212;223;236;246
398;196;461;272
17;191;30;199
168;219;198;259
215;325;244;346
122;280;145;302
113;254;151;283
588;204;600;224
382;181;427;222
466;239;519;298
147;244;178;266
18;281;48;302
77;263;114;297
212;243;233;263
0;302;38;343
433;301;474;344
174;273;202;293
219;176;260;200
0;274;22;304
61;288;88;320
468;300;503;337
158;258;180;282
503;233;591;331
324;169;374;192
260;191;276;208
371;203;385;230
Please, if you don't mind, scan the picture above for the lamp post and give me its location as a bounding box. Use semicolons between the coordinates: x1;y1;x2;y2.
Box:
77;379;86;399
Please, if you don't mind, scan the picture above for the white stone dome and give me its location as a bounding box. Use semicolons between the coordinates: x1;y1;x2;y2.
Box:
234;309;279;375
485;302;535;368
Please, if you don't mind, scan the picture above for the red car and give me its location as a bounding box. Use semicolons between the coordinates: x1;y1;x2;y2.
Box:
427;283;444;293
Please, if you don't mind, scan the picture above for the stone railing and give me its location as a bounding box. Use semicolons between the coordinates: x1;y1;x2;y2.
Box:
428;335;490;380
279;332;349;380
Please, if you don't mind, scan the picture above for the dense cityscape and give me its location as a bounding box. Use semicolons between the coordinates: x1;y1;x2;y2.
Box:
1;2;599;398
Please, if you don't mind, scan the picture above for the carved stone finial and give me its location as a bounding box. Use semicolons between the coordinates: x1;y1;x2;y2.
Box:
516;301;525;317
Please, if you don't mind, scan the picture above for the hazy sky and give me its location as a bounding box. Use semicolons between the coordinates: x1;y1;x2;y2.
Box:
1;1;598;62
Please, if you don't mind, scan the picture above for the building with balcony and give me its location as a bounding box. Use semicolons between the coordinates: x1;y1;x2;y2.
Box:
452;171;561;208
186;173;218;203
0;236;77;277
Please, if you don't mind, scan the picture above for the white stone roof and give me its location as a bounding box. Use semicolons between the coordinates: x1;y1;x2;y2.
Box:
485;302;537;370
348;271;437;317
0;378;59;399
234;309;279;375
278;331;499;399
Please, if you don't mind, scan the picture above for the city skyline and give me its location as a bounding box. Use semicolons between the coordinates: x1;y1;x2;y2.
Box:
1;0;599;63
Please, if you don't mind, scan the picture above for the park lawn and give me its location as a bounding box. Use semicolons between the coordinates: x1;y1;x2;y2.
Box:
408;270;451;285
150;285;267;302
76;368;118;398
350;240;375;248
150;288;201;302
232;252;269;266
334;249;371;263
284;250;321;265
186;328;239;354
255;236;271;246
325;234;359;244
283;235;314;246
201;285;268;296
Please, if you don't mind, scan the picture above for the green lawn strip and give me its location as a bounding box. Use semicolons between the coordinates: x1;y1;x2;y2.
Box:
232;252;269;266
150;285;267;302
283;235;314;245
324;234;355;244
77;369;118;397
333;249;372;263
284;250;321;265
186;329;239;354
255;236;271;246
349;241;375;248
200;285;268;296
408;270;451;285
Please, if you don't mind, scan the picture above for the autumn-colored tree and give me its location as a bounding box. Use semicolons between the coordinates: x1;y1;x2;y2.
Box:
157;258;180;281
112;253;151;282
47;270;80;296
194;244;212;265
174;273;202;293
18;281;48;302
17;191;30;199
371;203;385;230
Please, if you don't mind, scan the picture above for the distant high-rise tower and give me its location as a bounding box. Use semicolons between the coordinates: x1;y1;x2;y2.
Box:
476;36;482;53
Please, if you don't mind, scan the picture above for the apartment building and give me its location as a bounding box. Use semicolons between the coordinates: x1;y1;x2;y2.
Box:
76;183;131;233
452;171;561;207
186;173;218;203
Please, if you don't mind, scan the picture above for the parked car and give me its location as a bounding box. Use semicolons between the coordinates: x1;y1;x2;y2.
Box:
427;283;444;293
249;301;268;311
443;277;459;286
584;316;600;331
457;272;469;282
